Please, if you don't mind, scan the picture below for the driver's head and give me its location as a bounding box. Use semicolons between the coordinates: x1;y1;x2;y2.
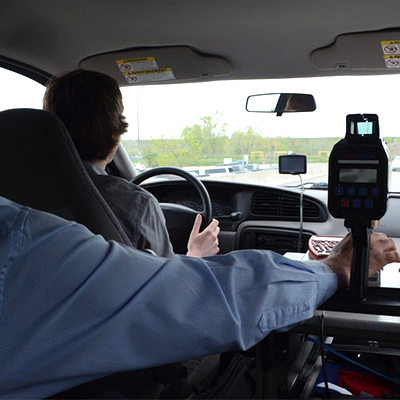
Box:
43;69;128;162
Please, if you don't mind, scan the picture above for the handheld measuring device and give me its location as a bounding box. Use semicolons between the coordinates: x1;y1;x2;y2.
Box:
328;114;388;299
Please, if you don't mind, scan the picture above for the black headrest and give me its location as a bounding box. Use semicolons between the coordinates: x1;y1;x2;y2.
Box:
0;108;131;246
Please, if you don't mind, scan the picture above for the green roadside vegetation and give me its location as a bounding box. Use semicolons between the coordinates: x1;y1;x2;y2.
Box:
122;113;400;168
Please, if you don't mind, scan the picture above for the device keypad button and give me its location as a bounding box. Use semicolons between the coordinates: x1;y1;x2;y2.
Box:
371;188;380;197
335;187;344;195
341;199;349;207
353;199;361;208
365;200;374;208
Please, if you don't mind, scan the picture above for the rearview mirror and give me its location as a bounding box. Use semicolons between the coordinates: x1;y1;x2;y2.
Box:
246;93;316;116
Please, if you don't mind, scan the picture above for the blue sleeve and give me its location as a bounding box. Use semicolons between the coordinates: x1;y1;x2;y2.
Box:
0;206;337;398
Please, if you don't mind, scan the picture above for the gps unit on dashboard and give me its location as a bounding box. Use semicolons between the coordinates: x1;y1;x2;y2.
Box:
328;114;388;300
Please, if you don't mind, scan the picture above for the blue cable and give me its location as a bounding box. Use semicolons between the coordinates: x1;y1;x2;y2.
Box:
306;337;400;386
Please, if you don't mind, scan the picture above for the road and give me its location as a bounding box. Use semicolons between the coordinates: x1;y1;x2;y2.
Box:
203;165;400;193
202;163;328;187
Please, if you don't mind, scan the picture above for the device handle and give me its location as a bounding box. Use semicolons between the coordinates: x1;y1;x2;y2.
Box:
344;219;373;300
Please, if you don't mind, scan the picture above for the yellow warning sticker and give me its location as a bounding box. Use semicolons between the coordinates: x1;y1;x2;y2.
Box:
381;41;400;55
381;40;400;45
116;57;158;73
384;55;400;68
124;68;176;84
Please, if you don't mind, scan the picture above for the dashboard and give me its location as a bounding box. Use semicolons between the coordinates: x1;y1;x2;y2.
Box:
143;179;337;255
145;180;328;223
161;193;234;217
142;179;400;259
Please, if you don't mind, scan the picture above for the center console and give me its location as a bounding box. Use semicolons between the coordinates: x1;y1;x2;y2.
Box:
239;227;312;254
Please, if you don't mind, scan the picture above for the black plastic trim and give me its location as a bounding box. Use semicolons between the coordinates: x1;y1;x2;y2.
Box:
0;55;51;86
320;287;400;317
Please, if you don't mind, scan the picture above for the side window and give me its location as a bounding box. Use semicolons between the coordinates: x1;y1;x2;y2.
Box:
0;68;45;112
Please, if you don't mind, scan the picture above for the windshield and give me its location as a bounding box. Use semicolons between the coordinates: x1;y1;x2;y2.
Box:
121;76;400;191
120;75;400;191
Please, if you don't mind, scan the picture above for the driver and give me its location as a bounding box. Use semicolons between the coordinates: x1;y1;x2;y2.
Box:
43;69;219;258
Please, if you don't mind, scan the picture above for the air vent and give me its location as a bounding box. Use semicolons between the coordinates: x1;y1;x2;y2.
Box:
252;192;321;220
281;197;319;218
281;197;301;217
251;193;280;216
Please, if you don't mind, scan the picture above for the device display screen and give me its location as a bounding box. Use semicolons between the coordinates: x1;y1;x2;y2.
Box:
339;168;377;183
279;155;306;174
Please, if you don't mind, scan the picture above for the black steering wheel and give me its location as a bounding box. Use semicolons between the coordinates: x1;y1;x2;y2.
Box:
131;167;212;254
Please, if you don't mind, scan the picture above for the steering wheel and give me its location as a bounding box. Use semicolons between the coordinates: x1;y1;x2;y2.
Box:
131;167;212;254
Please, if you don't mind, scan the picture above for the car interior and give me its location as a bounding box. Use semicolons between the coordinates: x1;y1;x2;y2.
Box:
2;1;400;398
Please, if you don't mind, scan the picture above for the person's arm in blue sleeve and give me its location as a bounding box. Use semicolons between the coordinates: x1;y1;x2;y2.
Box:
1;204;398;399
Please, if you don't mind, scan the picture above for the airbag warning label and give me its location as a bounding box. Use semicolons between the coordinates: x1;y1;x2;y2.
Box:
124;68;176;84
381;41;400;68
116;57;176;83
384;55;400;68
116;57;159;72
381;41;400;55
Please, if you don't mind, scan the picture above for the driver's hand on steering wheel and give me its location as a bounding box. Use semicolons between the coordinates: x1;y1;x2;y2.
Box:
186;214;220;257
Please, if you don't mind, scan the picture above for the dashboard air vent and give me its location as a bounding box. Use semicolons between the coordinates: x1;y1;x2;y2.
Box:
252;192;320;220
281;197;319;218
251;193;280;216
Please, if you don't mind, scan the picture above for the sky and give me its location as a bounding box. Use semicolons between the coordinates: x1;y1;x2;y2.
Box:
2;67;400;141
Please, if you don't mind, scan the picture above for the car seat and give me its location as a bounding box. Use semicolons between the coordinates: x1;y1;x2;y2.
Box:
0;108;183;399
0;108;131;244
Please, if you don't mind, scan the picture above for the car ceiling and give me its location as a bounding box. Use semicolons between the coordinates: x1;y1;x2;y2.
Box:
2;0;400;81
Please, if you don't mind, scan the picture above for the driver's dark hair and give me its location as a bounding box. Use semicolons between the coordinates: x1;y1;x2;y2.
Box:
43;69;128;161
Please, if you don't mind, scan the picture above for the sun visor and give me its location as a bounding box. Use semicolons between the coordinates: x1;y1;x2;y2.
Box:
80;46;230;86
312;30;400;71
